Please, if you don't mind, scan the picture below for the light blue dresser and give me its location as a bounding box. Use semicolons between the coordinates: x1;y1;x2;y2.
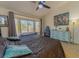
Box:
50;30;70;42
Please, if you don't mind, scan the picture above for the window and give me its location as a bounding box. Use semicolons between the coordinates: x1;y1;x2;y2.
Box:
20;20;35;33
15;18;40;36
21;20;28;33
27;20;34;32
15;19;21;35
0;16;7;26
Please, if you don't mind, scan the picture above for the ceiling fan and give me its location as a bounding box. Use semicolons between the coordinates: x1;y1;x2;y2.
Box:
32;1;51;11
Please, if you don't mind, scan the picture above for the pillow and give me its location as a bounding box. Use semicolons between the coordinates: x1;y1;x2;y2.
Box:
4;45;32;58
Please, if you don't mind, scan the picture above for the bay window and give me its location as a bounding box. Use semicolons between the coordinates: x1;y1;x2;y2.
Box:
15;18;40;36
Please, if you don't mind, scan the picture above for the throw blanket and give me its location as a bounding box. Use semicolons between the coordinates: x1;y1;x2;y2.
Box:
0;36;65;58
18;36;65;58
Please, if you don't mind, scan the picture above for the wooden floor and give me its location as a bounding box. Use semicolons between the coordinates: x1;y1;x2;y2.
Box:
61;42;79;58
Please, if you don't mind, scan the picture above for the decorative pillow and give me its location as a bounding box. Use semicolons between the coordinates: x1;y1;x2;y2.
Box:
4;45;32;58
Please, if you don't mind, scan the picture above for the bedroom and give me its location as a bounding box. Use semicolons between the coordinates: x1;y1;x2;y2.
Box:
0;1;79;58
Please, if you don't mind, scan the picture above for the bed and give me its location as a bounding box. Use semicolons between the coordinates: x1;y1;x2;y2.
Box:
0;34;65;58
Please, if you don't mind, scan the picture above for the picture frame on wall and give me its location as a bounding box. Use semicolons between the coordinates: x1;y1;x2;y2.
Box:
54;12;69;26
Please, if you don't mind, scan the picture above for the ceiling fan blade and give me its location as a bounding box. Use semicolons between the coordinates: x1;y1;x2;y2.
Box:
39;1;45;4
35;1;50;11
36;6;39;11
43;4;50;9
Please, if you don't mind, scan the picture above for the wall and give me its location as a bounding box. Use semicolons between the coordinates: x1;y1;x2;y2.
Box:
43;2;79;44
1;27;8;38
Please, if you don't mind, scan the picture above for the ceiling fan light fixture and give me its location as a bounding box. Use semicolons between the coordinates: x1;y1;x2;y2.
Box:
39;4;43;8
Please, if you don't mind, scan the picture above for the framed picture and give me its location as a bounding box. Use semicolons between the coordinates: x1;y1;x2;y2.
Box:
54;12;69;26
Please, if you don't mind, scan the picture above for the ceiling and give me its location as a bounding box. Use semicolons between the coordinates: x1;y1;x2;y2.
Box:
0;1;68;18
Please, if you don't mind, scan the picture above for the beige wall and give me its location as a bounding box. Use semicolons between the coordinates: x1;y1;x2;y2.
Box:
42;2;79;44
1;27;8;38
